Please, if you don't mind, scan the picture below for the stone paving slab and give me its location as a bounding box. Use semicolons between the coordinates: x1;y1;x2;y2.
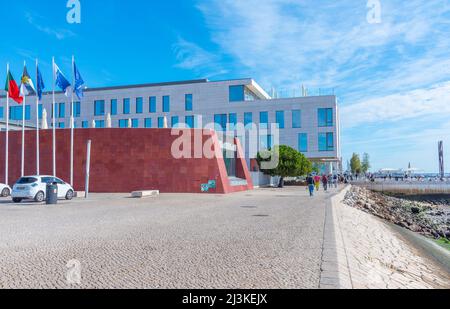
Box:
0;187;335;289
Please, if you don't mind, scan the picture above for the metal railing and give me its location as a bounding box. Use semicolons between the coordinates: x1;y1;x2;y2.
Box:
266;87;336;99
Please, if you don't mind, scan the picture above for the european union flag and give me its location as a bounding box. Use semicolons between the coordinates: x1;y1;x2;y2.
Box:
73;62;85;99
54;63;71;97
37;65;45;100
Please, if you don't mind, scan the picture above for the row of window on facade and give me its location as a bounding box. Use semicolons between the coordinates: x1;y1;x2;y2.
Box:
93;95;192;116
0;94;193;121
51;116;197;130
254;132;334;153
213;108;333;131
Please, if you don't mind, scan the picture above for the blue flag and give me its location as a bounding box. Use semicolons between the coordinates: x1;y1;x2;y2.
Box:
54;63;71;97
37;65;45;100
73;62;85;99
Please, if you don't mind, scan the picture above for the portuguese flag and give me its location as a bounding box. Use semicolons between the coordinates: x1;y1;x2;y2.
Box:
5;70;23;104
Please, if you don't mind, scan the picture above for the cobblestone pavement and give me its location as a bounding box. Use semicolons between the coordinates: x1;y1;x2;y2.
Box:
323;186;450;289
0;187;333;289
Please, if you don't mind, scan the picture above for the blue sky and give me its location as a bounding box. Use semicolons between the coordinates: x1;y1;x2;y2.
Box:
1;0;449;172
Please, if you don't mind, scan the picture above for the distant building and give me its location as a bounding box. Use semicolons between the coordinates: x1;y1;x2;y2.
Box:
0;78;341;174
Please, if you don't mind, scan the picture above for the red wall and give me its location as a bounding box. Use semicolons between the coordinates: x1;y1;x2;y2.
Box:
0;129;253;194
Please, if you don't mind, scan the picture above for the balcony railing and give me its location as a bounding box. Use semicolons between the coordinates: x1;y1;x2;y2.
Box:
266;87;336;99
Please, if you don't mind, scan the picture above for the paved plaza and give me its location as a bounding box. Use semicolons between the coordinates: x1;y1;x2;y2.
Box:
1;186;448;289
0;187;332;289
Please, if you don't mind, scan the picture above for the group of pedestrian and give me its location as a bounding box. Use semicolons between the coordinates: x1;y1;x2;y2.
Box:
306;173;341;197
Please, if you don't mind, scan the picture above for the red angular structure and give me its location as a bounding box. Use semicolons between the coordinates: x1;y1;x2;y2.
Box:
0;129;253;194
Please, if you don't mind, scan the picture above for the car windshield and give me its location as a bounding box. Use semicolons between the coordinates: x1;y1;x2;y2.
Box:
16;177;38;184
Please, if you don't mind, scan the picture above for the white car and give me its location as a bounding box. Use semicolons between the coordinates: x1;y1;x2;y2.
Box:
11;176;74;203
0;183;12;197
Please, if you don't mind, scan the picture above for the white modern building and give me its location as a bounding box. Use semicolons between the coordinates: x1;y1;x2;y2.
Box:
0;78;341;174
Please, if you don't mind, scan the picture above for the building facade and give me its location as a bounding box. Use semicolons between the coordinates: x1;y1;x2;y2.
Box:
0;78;341;174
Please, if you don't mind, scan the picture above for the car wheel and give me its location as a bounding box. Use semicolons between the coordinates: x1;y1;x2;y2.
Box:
35;191;45;203
65;190;74;200
1;187;10;197
12;198;22;203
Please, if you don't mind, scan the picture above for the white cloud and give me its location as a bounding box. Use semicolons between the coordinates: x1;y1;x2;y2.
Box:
173;38;228;78
341;81;450;128
189;0;450;171
194;0;450;92
25;12;75;40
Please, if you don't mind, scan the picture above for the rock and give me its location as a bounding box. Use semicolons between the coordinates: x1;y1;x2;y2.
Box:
411;207;421;214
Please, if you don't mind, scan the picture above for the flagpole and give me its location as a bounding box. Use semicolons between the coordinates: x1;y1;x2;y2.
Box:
21;61;26;177
36;59;40;175
52;57;56;177
70;55;74;186
5;63;9;186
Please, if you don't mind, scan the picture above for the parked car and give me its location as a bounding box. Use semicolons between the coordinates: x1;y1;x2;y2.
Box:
11;176;74;203
0;183;12;197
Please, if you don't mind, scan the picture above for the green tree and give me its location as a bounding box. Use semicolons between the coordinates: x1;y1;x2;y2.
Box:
257;145;313;188
361;153;371;174
350;153;362;175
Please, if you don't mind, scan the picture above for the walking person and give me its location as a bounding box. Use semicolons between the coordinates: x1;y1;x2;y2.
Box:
314;174;321;192
306;174;315;197
333;174;338;188
322;174;329;192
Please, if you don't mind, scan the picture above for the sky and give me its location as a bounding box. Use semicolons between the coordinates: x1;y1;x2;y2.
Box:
0;0;449;172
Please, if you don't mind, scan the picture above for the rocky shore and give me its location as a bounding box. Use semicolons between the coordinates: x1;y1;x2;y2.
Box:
344;186;450;240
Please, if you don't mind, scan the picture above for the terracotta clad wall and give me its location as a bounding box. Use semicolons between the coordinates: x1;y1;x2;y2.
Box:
0;129;252;194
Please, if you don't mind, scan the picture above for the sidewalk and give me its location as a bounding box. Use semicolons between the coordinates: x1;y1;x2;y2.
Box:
321;186;450;289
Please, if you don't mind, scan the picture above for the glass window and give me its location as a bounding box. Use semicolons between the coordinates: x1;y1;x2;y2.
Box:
58;122;65;129
10;106;19;120
158;117;165;128
260;111;268;129
229;85;245;102
51;104;57;119
144;118;152;128
318;108;333;127
96;120;105;128
58;103;65;118
185;116;194;129
162;96;170;113
276;111;285;129
131;119;139;128
214;114;227;131
185;94;193;111
0;107;3;119
149;96;156;113
17;177;38;184
82;121;89;128
94;100;105;116
229;113;237;130
119;119;128;128
298;133;308;153
25;105;31;120
171;116;179;128
9;106;31;121
136;97;143;114
244;112;253;129
123;98;130;114
73;102;81;118
292;110;301;128
319;132;334;151
38;104;43;119
260;135;273;150
110;99;117;116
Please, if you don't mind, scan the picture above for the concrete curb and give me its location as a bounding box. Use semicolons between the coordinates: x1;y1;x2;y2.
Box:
320;185;353;289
